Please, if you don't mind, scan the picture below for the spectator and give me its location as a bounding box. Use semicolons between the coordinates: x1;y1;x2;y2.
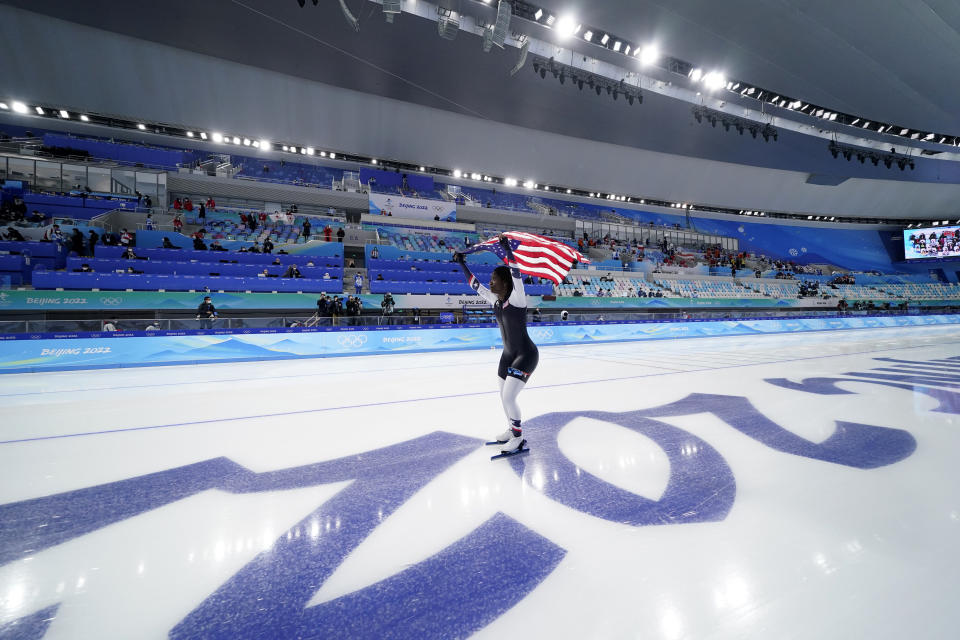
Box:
323;271;331;280
173;197;182;211
172;214;183;233
210;240;227;251
120;228;132;246
102;319;119;332
196;296;217;329
192;235;207;251
145;213;154;231
70;228;85;256
43;224;64;243
272;257;282;265
78;263;93;273
258;269;269;278
162;237;181;250
302;219;311;239
317;294;330;324
82;228;97;256
145;322;161;331
4;226;25;241
205;197;216;210
381;292;395;317
283;264;303;278
122;247;137;259
337;227;345;243
323;225;333;242
370;246;380;259
354;272;363;294
144;195;152;209
29;210;45;224
532;307;541;322
263;238;274;254
184;197;194;212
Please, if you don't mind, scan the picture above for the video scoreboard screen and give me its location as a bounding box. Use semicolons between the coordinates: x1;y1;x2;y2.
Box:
904;226;960;260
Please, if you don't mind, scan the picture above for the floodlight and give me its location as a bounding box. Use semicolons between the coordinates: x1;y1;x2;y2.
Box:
243;138;251;146
689;68;702;82
600;34;609;45
137;123;146;130
186;131;194;137
259;140;270;150
35;106;45;115
583;30;593;41
0;103;7;110
212;132;223;143
80;114;90;122
453;169;462;178
59;110;69;118
306;147;315;155
638;44;658;65
200;132;208;140
556;15;577;38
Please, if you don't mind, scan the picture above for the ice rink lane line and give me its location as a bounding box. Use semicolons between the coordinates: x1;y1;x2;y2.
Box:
1;338;956;447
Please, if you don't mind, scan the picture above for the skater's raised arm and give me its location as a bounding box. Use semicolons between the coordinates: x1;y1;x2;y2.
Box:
453;251;498;305
499;235;527;308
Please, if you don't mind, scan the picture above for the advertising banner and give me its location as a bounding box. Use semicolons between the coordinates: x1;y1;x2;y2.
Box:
1;314;958;374
368;194;456;222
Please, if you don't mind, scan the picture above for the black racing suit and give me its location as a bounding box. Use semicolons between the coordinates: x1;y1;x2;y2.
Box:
457;251;539;382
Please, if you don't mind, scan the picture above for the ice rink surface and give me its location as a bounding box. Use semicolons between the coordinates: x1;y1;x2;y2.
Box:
1;325;959;639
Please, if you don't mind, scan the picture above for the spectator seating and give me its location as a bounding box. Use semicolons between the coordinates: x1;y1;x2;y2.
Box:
557;275;665;297
0;253;26;285
0;240;67;271
367;258;553;296
65;257;343;280
372;226;478;253
32;270;342;294
93;245;343;267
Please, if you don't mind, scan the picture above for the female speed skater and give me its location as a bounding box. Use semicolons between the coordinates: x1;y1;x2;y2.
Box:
453;235;538;455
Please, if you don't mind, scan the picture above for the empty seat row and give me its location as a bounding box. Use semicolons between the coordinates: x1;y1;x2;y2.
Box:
65;256;343;279
32;270;344;293
93;245;342;267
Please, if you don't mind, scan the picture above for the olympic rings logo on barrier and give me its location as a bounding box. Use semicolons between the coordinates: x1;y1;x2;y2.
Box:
99;297;123;306
530;328;554;340
336;333;368;348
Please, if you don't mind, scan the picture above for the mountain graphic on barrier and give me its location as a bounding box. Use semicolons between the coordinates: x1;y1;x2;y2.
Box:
149;338;294;360
433;336;478;345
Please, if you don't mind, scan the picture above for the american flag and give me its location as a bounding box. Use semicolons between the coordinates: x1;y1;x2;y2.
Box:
461;231;589;285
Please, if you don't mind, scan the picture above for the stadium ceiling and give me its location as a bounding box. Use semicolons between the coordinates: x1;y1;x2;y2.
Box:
5;0;959;186
530;0;960;136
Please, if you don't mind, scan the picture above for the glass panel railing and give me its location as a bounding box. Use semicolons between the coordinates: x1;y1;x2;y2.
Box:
0;307;952;336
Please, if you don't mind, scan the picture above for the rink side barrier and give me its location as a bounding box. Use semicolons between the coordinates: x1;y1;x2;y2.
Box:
1;313;958;374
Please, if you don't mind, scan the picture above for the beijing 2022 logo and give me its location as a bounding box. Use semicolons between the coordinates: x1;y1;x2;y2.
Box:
2;355;952;639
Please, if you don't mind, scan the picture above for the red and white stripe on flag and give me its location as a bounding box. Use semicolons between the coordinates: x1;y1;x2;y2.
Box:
494;231;589;285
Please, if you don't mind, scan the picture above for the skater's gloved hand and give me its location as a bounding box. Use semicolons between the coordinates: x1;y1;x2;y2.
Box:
452;252;465;264
498;234;511;250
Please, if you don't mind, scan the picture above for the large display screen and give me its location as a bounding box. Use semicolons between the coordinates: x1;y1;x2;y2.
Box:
904;226;960;259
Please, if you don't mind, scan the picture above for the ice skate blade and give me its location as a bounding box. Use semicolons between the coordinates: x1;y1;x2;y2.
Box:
490;440;529;461
485;440;509;446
